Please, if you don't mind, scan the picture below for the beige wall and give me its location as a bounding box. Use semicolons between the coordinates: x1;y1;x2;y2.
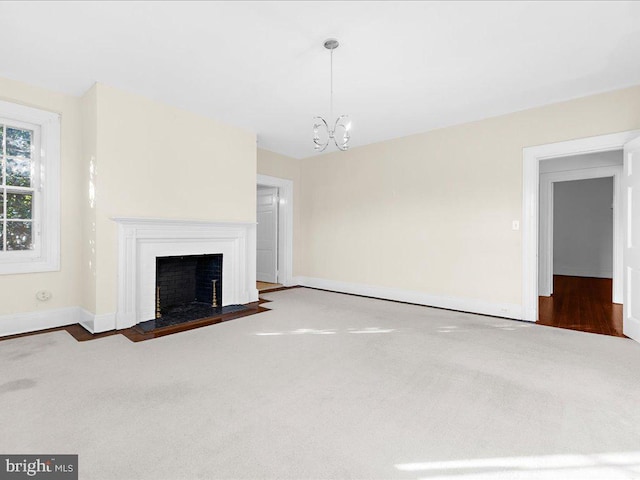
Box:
92;84;256;314
0;77;84;315
299;85;640;306
257;148;303;277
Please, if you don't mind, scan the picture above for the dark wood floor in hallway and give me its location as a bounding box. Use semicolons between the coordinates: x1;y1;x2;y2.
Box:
538;275;623;337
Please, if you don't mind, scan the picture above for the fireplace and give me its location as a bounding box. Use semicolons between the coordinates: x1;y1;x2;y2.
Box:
111;218;258;332
155;254;223;317
135;253;233;331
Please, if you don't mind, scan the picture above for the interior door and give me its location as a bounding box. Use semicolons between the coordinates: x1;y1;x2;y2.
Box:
623;137;640;343
256;186;279;283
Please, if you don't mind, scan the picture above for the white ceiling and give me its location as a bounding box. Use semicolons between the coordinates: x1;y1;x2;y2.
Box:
1;1;640;159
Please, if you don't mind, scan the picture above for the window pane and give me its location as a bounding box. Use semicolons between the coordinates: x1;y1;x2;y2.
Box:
0;156;3;185
0;191;3;218
6;127;32;158
6;221;32;250
0;125;4;150
6;157;31;187
7;192;32;219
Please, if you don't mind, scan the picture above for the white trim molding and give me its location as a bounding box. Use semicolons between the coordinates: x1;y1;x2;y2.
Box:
78;310;117;334
553;266;613;279
113;217;258;330
522;130;640;322
257;174;294;286
0;307;115;337
296;276;523;320
0;306;79;337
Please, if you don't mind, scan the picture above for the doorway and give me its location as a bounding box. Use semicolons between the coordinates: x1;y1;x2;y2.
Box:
522;131;640;332
536;154;623;336
537;153;623;302
256;174;294;291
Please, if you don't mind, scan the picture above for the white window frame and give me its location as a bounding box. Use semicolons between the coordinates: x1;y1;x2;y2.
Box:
0;100;60;274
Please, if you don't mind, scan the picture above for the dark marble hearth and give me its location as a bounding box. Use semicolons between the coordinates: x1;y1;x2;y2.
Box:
137;302;248;332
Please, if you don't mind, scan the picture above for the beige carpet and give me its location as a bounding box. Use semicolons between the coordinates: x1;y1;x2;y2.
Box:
2;288;640;479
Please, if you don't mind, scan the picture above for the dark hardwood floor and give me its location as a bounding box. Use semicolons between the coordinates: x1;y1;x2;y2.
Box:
538;275;624;337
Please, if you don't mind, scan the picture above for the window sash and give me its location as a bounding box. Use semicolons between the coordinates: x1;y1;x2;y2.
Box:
0;117;42;256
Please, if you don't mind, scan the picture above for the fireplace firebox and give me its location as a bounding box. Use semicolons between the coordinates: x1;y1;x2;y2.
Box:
155;254;223;315
134;253;235;331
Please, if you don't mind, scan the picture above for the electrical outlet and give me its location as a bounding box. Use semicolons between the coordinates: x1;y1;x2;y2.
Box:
512;220;520;231
36;290;52;302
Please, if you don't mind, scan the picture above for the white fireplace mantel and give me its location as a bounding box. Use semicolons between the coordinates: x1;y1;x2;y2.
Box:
113;217;258;330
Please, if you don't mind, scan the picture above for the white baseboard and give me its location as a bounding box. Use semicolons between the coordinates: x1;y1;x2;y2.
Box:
0;306;80;337
78;309;94;333
294;276;525;320
0;306;120;338
79;309;117;334
282;277;297;287
624;317;640;342
554;266;613;279
247;288;260;304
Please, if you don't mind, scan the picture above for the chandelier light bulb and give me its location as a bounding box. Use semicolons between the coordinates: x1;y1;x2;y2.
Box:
313;38;351;152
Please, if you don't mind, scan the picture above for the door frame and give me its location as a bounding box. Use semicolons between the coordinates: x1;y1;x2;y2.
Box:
257;174;294;286
522;130;640;322
539;165;622;301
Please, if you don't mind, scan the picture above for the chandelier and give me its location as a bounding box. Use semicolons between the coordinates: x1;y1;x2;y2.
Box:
313;38;351;152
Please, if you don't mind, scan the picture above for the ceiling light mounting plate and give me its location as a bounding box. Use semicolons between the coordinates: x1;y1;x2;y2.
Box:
324;38;339;50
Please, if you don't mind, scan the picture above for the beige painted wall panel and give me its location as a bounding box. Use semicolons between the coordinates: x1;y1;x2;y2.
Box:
93;84;256;314
0;77;83;314
300;85;640;305
257;148;303;276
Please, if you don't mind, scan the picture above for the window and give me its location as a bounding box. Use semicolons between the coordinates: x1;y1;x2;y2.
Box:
0;100;60;274
1;122;38;251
